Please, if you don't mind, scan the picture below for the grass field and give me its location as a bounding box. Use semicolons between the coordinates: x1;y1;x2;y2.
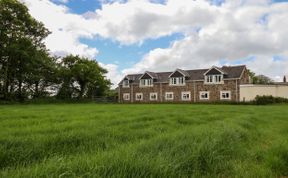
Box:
0;104;288;178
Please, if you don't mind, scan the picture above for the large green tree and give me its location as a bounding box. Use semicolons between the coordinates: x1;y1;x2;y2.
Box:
0;0;50;100
25;51;59;98
0;0;111;101
57;55;111;99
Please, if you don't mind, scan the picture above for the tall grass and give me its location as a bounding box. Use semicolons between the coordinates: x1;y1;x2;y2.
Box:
0;104;287;177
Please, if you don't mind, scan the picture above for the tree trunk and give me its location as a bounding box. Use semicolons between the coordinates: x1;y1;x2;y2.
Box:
17;54;24;101
3;57;10;100
79;82;86;99
34;81;39;98
18;78;23;101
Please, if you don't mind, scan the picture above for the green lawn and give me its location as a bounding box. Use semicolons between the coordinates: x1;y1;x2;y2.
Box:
0;104;287;178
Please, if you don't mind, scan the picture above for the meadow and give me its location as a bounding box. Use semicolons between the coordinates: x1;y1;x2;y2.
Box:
0;104;287;178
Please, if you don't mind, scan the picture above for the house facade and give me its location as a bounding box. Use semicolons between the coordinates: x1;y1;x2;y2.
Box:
118;65;250;103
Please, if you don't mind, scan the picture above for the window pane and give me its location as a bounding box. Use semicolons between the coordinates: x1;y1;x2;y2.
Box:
200;92;209;99
166;92;173;100
221;91;230;99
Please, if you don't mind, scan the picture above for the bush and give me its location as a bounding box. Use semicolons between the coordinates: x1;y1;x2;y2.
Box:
254;95;288;105
0;96;118;105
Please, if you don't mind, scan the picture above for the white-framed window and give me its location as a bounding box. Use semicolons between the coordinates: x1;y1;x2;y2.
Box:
123;93;130;100
140;79;153;87
181;91;191;101
169;77;185;85
165;92;174;100
206;75;213;83
220;91;231;100
205;75;223;84
123;80;129;88
215;75;222;82
135;93;143;101
150;92;158;101
199;91;209;100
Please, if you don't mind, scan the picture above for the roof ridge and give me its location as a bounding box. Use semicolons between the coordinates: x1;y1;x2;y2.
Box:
221;64;246;68
122;65;246;82
184;68;209;71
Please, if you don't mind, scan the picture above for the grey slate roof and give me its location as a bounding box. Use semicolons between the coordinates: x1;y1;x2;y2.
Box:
221;65;246;78
119;65;246;85
174;69;190;77
145;71;158;79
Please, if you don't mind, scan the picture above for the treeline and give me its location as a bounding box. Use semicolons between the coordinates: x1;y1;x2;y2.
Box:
0;0;112;101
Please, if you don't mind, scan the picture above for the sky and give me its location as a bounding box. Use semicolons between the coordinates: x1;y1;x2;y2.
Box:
21;0;288;88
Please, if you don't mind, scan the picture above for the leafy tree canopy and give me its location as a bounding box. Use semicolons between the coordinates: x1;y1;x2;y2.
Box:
247;69;274;84
0;1;111;101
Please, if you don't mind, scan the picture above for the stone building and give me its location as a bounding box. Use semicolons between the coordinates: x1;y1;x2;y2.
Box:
118;65;250;103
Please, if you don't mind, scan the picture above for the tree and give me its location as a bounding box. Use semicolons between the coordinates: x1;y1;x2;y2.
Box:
0;1;111;102
254;75;274;84
0;0;51;100
247;69;274;84
284;76;287;83
25;51;60;98
57;55;111;99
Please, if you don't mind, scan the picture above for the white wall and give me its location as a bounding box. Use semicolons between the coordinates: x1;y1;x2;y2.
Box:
240;84;288;101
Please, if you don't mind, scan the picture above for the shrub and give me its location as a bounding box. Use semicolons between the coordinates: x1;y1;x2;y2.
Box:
254;95;288;105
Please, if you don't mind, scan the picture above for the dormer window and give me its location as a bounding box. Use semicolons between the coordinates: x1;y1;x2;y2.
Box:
169;69;188;86
169;77;185;85
140;79;153;87
139;71;156;87
205;75;223;84
204;67;225;84
206;75;213;83
123;79;129;88
215;75;222;82
205;75;223;83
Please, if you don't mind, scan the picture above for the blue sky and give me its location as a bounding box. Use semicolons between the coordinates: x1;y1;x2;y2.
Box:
53;0;184;71
50;0;288;72
79;33;184;71
53;0;102;14
24;0;288;86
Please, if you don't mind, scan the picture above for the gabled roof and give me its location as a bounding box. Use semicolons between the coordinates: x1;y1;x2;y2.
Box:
203;66;227;75
139;71;158;79
124;75;138;81
168;68;189;78
221;65;245;78
118;65;246;85
123;76;129;80
118;74;142;85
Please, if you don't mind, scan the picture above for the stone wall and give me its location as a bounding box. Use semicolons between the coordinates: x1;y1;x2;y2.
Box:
194;80;238;102
118;67;250;103
120;80;241;103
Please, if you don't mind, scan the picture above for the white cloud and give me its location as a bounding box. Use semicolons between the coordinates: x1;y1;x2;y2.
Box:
120;0;288;81
21;0;98;58
51;0;70;4
21;0;288;86
99;0;127;4
244;55;288;81
91;0;220;44
99;63;123;88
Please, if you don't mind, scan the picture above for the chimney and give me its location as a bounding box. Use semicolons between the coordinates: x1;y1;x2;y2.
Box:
284;75;287;83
